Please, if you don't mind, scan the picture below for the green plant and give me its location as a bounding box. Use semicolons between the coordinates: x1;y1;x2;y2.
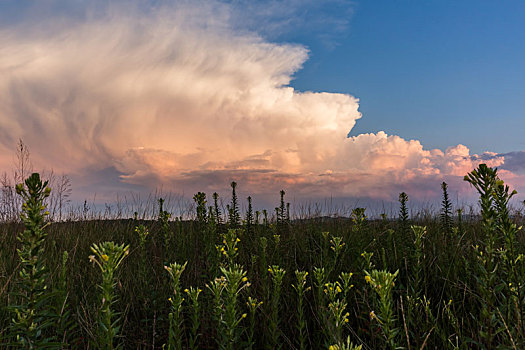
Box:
464;164;500;347
262;209;269;227
207;276;226;346
9;173;58;349
402;225;430;348
398;192;409;235
135;224;149;250
268;265;285;349
54;250;74;347
217;229;241;268
245;196;254;234
365;269;399;349
313;266;329;345
220;264;250;350
213;192;223;226
246;296;263;350
329;336;363;350
135;224;150;275
339;272;354;301
193;192;207;228
361;251;375;271
314;266;328;307
292;271;310;350
410;225;426;299
440;182;453;236
351;207;367;234
184;287;202;350
228;182;240;228
323;281;349;345
330;235;346;274
89;241;130;350
276;190;289;233
492;175;523;345
165;261;187;350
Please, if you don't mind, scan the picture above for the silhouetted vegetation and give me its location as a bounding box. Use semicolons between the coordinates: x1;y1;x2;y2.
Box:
1;164;525;349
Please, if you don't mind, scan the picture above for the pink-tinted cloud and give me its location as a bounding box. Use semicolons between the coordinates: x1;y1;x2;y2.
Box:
0;1;523;207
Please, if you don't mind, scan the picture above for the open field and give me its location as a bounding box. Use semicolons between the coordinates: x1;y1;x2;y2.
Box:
1;166;525;349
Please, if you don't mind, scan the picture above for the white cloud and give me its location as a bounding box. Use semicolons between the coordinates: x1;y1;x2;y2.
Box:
0;0;520;205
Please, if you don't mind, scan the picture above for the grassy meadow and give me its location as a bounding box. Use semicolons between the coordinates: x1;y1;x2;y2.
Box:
1;165;525;349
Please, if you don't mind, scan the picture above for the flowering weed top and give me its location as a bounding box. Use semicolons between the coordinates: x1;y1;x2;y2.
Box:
90;242;129;272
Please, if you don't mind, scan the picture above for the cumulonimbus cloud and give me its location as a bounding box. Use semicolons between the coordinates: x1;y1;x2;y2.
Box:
0;0;521;205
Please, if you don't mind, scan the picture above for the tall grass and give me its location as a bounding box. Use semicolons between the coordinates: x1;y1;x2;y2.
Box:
1;164;525;349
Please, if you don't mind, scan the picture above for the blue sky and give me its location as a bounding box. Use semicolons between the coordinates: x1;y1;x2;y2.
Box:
0;0;524;207
284;1;525;154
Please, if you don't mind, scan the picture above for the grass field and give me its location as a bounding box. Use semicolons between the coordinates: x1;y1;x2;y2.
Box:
1;165;525;349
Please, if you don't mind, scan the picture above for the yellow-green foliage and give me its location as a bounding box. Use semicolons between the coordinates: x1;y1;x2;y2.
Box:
2;165;525;349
